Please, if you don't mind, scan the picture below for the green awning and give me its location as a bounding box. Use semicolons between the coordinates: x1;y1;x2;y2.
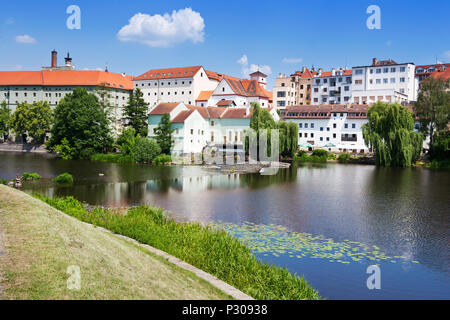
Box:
300;143;312;148
324;143;336;147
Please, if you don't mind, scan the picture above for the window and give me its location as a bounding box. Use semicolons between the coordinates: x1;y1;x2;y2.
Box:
391;67;396;72
299;133;302;138
355;69;363;75
311;123;314;128
190;129;194;135
314;88;319;92
400;67;406;72
384;68;389;73
383;78;388;84
333;133;336;138
211;120;215;126
277;91;286;97
299;123;303;129
327;127;330;131
344;124;348;129
305;133;308;138
344;86;349;91
400;77;406;83
355;80;362;85
333;123;337;128
305;123;308;128
376;69;382;74
320;127;323;131
311;133;314;138
390;78;396;83
320;137;323;141
376;79;381;84
352;123;356;129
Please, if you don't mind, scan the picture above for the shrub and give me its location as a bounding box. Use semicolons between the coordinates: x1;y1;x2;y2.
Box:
22;172;40;180
297;150;307;157
312;149;328;158
133;138;161;163
53;137;74;160
338;153;351;163
327;153;337;160
153;154;172;165
0;179;7;185
52;173;73;184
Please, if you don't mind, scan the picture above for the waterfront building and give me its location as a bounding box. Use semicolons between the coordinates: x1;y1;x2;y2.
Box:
0;50;133;135
283;104;370;153
351;58;417;105
311;68;352;105
148;102;279;155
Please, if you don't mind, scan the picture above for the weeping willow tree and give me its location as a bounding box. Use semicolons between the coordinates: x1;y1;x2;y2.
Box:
362;102;423;167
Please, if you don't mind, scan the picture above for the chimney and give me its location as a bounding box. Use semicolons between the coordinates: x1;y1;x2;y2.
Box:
318;68;323;76
372;58;378;66
302;66;306;73
64;52;72;67
51;50;57;68
331;68;336;76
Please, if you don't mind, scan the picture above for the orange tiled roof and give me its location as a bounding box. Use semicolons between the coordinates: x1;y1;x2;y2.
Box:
430;68;450;81
135;66;202;81
224;78;271;99
205;70;242;82
416;63;450;74
216;99;235;106
172;110;195;123
195;90;213;102
317;69;352;78
220;108;252;119
148;102;182;115
0;70;133;90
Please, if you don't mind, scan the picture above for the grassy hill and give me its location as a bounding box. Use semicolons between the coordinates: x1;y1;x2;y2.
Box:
0;185;230;300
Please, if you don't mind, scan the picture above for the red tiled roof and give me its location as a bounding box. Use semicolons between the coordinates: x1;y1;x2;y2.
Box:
172;110;195;123
284;104;368;119
195;90;213;101
148;102;181;115
429;68;450;81
220;108;252;119
216;99;235;106
0;70;134;90
416;63;450;74
205;70;241;82
135;66;202;81
317;69;352;78
224;78;271;99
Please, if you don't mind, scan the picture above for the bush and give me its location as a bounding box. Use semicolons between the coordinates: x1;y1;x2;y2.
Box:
153;154;172;165
36;195;321;300
0;179;7;185
52;173;73;184
22;172;40;180
133;138;161;163
297;150;307;157
327;153;337;160
338;153;351;163
311;149;328;158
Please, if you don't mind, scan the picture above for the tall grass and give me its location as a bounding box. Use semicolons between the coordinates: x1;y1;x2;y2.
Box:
52;173;73;184
35;195;321;300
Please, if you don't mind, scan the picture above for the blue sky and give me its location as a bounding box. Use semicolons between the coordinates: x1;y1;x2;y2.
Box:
0;0;449;87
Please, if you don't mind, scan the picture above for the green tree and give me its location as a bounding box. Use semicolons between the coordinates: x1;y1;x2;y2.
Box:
123;88;148;137
133;137;161;163
95;84;114;124
362;102;423;167
10;101;53;144
48;87;113;159
414;77;450;152
116;128;137;157
0;101;11;140
154;114;174;154
277;121;298;158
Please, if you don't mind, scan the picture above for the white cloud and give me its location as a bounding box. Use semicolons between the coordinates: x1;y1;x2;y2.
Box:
117;8;205;47
15;34;36;44
237;54;272;77
282;57;303;64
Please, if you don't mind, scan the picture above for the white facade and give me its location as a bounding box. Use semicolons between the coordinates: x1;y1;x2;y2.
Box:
311;68;352;105
133;66;219;110
351;59;417;105
283;105;370;153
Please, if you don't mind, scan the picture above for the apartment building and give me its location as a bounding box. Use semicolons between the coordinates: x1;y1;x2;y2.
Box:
283;104;369;153
0;51;133;135
311;68;352;105
351;58;417;105
272;67;315;109
415;63;450;84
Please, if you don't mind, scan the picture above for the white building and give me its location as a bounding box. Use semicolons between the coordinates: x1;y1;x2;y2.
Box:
0;51;133;136
283;104;370;153
196;71;272;109
351;58;417;105
148;102;279;155
133;66;222;110
311;68;352;105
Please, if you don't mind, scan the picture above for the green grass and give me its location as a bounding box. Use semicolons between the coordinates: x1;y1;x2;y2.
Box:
36;195;321;300
338;153;351;163
425;159;450;169
52;173;73;184
90;153;134;163
0;185;231;300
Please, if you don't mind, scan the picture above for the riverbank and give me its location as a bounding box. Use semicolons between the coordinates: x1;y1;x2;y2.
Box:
0;185;234;300
36;194;321;300
0;143;51;154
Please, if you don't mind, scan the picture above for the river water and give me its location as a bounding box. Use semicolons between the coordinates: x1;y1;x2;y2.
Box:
0;152;448;299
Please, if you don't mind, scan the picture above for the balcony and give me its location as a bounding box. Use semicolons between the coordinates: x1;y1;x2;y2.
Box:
341;134;357;142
